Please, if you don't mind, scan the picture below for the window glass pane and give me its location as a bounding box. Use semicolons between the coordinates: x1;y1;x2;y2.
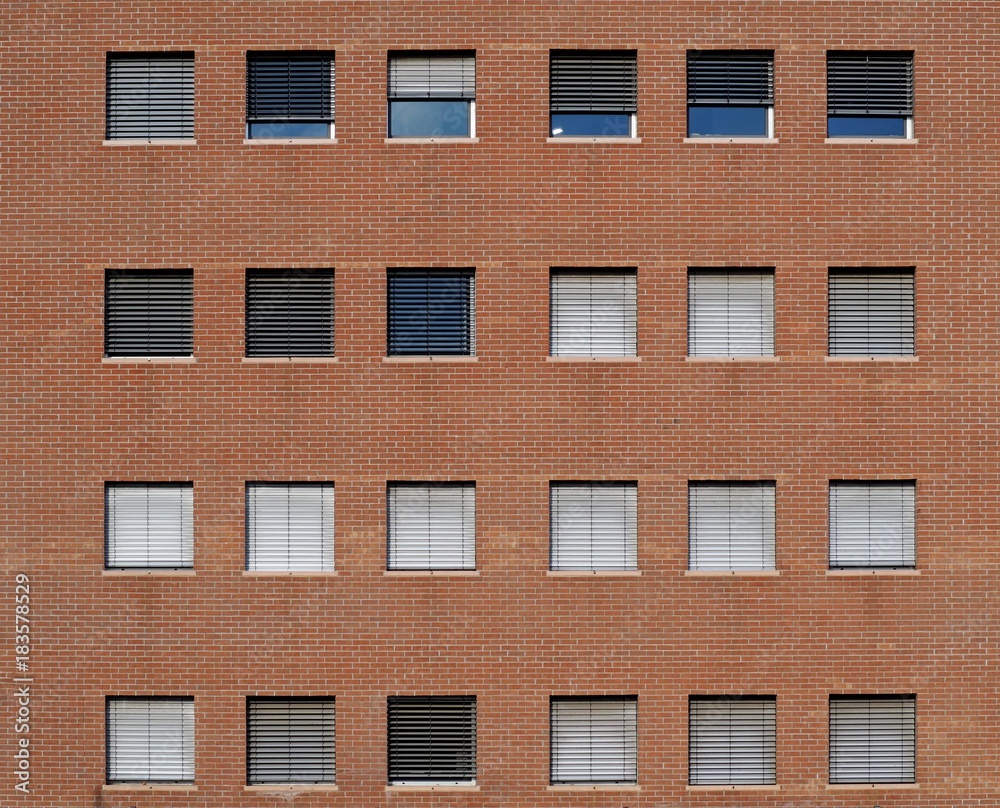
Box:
387;484;475;570
550;113;632;137
828;116;907;137
550;697;637;784
249;122;331;138
689;698;776;785
104;270;193;357
106;53;194;140
688;106;768;137
389;101;470;137
107;698;194;783
387;271;474;356
688;270;774;356
830;696;915;783
247;699;335;784
245;269;334;357
549;271;637;357
828;269;914;356
387;696;476;784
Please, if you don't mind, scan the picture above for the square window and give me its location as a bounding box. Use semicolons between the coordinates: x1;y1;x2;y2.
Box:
387;52;475;138
106;698;194;783
245;269;334;357
106;53;194;140
549;51;637;137
688;269;774;356
246;483;334;572
829;696;915;783
827;52;914;138
104;270;193;357
387;269;475;356
105;483;193;569
829;481;915;569
550;482;637;571
246;52;334;139
549;697;637;784
828;268;914;356
687;51;774;137
387;483;475;570
387;696;476;784
689;697;776;785
688;482;775;571
549;270;637;357
247;698;335;784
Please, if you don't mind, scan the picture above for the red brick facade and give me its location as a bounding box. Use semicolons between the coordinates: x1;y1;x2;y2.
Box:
4;1;999;805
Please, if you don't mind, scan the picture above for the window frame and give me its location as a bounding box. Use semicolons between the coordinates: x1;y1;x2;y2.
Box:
104;269;194;358
829;480;916;569
549;481;637;571
246;51;335;140
386;269;476;357
245;482;335;572
387;51;476;139
549;696;638;785
245;269;335;357
688;696;777;785
246;697;336;785
686;50;775;139
688;481;776;572
826;51;914;139
106;697;195;784
105;52;195;141
687;268;775;357
549;50;638;138
549;268;638;358
105;482;194;570
827;268;915;357
829;695;916;784
386;482;476;571
386;696;477;785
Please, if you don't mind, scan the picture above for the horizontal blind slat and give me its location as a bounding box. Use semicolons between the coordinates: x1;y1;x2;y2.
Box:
550;52;637;112
687;52;774;105
388;54;475;98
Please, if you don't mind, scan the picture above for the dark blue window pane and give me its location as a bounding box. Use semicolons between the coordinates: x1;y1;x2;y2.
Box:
688;106;768;137
249;122;331;138
388;272;473;355
828;116;907;137
550;113;632;137
388;101;470;137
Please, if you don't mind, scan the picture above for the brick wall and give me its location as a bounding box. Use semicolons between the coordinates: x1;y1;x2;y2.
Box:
4;1;999;805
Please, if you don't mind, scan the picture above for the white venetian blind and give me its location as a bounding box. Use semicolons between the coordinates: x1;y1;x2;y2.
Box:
246;483;335;571
689;697;776;785
550;482;637;571
550;270;637;357
106;698;194;783
688;482;775;571
550;698;637;784
688;269;774;356
829;696;915;783
387;483;475;570
829;481;915;568
105;483;193;568
387;54;475;99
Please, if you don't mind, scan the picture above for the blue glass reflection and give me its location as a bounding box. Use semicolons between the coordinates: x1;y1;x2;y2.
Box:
550;113;632;137
828;116;907;137
388;101;471;137
688;106;768;137
249;122;331;138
